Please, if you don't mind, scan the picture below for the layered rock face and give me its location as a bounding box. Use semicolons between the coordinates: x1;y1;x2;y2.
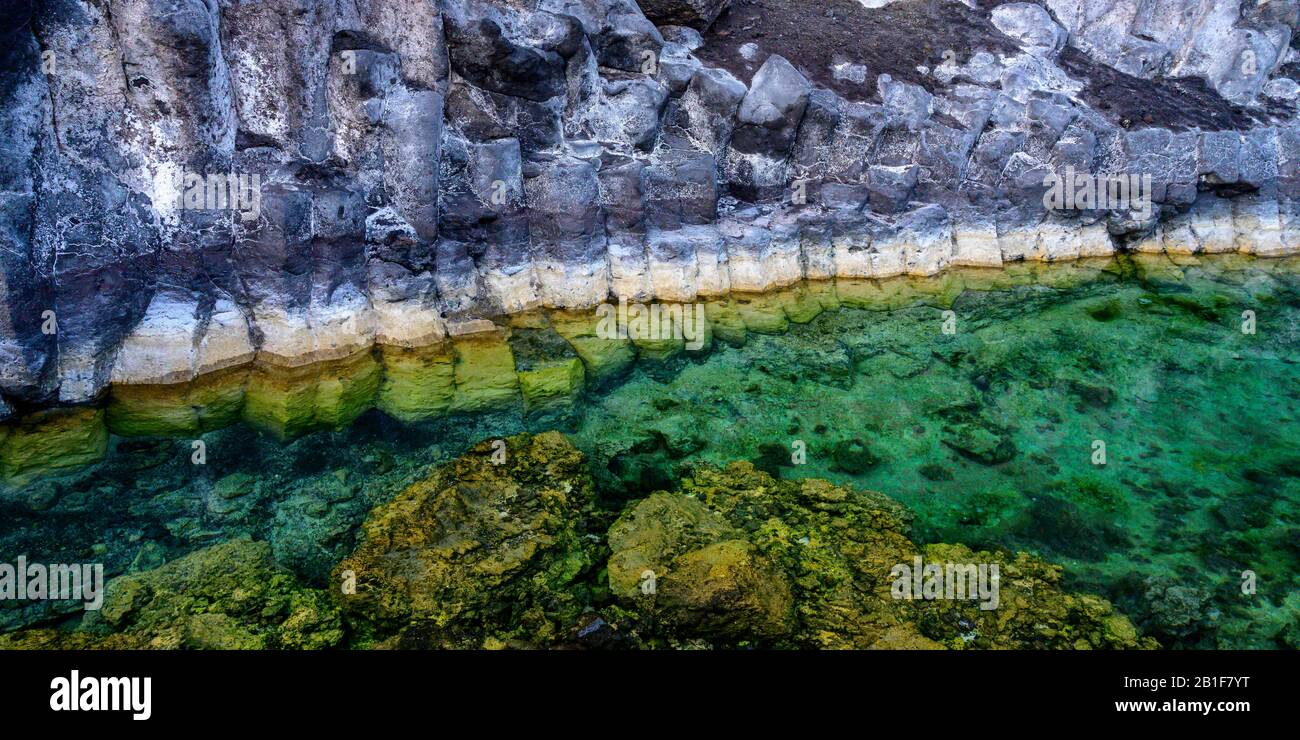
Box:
0;0;1297;419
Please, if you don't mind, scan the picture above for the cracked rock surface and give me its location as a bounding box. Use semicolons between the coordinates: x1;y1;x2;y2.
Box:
0;0;1296;417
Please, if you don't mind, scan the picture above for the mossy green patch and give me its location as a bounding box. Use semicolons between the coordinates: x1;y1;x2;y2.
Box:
106;366;248;437
0;539;343;650
733;292;789;334
314;353;381;428
376;343;455;421
449;332;520;414
703;299;748;346
776;284;825;323
548;309;636;381
242;350;379;439
518;358;585;411
0;407;108;485
334;432;599;648
605;461;1153;649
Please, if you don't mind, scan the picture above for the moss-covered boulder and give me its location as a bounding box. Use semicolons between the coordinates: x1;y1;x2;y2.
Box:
333;432;601;648
0;539;342;650
0;436;1154;651
606;461;1156;649
608;493;793;640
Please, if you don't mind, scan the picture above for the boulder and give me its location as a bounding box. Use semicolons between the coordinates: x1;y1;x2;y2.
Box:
333;432;600;647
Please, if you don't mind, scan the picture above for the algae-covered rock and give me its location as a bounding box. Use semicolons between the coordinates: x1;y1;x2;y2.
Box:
704;299;749;347
606;461;1156;649
510;327;587;411
0;539;343;650
448;332;520;414
942;421;1017;465
732;293;789;334
0;433;1157;651
376;343;456;421
242;351;380;438
548;309;636;381
327;435;1152;649
608;493;793;639
0;408;109;485
106;366;248;437
518;358;585;411
333;432;601;647
775;284;826;324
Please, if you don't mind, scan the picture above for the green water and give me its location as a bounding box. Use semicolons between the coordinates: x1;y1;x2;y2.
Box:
3;255;1298;648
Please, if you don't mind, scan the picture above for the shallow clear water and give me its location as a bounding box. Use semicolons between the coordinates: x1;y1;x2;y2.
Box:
3;255;1298;647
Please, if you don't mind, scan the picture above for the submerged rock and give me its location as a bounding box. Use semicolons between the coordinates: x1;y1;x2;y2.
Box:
607;492;794;639
0;432;1159;650
605;461;1155;649
0;539;343;650
333;432;602;648
0;408;108;486
324;431;1157;649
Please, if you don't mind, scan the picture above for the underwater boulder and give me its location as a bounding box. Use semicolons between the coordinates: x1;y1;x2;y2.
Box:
1141;575;1211;643
605;461;1155;649
332;432;600;647
0;539;343;650
607;492;794;640
941;421;1016;465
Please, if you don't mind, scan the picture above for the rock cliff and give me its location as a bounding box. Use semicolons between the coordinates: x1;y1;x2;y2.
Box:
0;0;1296;418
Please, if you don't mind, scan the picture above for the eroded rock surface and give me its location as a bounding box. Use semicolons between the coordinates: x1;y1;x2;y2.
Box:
605;460;1153;649
0;0;1296;423
332;431;603;647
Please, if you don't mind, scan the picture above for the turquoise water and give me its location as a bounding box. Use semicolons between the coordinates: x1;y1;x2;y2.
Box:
3;255;1298;647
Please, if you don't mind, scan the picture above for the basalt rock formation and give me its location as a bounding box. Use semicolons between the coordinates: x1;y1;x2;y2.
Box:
0;1;1297;459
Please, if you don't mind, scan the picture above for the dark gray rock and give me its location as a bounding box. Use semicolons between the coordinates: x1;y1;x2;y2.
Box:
637;0;729;32
0;0;1294;412
731;55;811;157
